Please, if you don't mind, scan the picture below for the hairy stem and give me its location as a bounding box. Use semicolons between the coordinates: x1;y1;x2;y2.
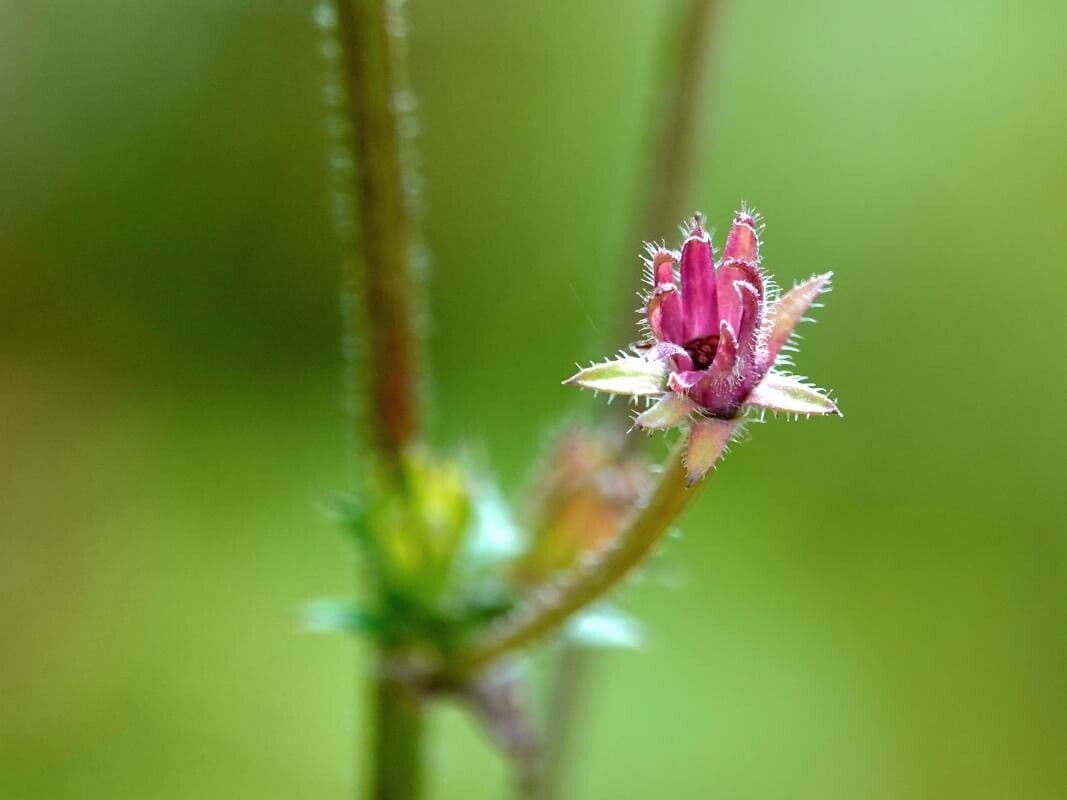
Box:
459;430;720;672
334;0;421;472
332;2;425;798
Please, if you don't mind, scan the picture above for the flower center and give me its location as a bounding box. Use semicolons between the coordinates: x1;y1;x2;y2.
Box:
684;335;719;370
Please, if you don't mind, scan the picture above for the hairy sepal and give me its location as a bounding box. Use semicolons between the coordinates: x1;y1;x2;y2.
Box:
564;356;668;397
685;417;738;486
766;272;832;366
633;393;697;430
746;372;841;417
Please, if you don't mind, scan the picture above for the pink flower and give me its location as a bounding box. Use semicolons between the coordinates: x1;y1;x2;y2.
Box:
565;207;840;483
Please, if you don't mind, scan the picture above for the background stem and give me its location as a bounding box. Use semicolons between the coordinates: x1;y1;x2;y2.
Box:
371;657;425;800
635;0;721;246
640;0;719;237
616;0;720;348
535;645;592;800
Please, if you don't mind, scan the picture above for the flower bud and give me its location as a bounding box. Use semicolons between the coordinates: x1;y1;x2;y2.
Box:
515;428;652;585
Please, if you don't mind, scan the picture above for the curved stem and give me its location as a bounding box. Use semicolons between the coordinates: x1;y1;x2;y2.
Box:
459;430;722;672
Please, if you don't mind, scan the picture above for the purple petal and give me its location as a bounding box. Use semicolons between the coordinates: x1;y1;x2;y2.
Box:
715;259;764;335
732;279;767;393
710;320;738;374
765;273;833;367
668;369;706;393
645;251;684;343
679;223;717;341
647;285;684;344
652;251;676;286
648;253;674;288
722;210;761;263
648;342;693;373
685;417;737;486
746;372;841;416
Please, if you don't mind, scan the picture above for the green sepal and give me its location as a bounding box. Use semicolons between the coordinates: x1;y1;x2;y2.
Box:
685;417;737;486
633;392;697;430
563;356;668;397
746;372;841;417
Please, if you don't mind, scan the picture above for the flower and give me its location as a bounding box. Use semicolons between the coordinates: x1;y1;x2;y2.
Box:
565;207;840;483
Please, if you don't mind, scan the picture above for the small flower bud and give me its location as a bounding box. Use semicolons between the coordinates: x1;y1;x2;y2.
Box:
516;428;653;584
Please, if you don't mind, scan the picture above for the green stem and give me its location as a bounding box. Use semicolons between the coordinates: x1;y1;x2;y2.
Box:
459;432;714;672
370;657;425;800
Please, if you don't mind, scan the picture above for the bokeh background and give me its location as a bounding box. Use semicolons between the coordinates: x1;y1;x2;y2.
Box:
3;1;1065;798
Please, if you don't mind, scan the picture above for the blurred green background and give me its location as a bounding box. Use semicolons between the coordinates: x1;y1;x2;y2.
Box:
3;1;1065;797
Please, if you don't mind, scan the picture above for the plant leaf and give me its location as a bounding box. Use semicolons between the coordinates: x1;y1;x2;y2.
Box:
746;372;841;416
563;356;667;397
